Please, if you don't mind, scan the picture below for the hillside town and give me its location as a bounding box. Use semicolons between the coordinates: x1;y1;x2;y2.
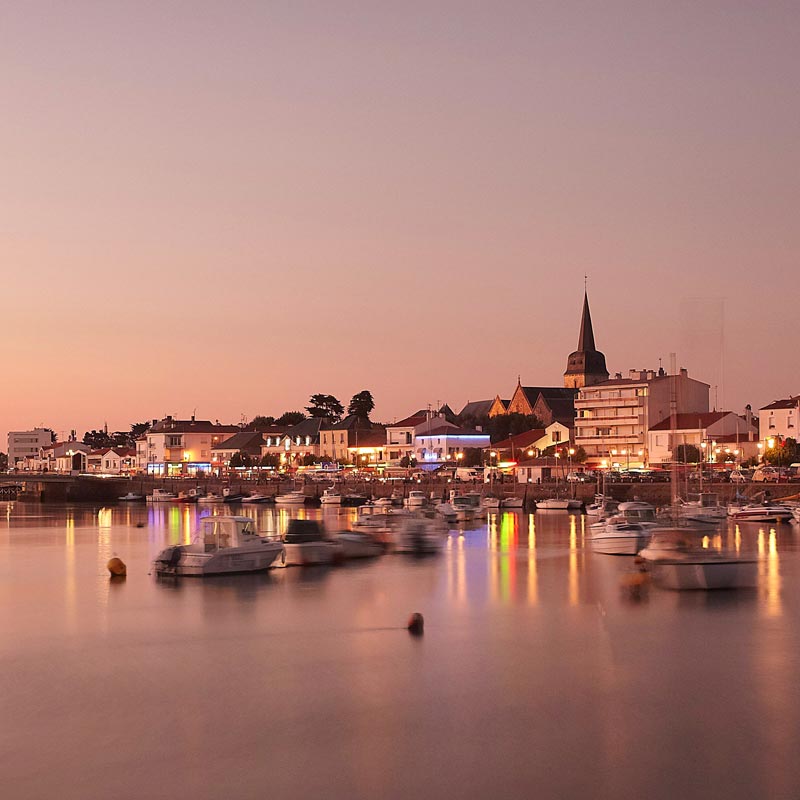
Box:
5;292;798;483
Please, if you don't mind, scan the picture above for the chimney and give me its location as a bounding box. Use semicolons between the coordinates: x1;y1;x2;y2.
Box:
646;370;655;380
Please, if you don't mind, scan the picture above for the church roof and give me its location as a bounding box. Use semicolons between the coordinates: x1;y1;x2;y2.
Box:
577;291;596;352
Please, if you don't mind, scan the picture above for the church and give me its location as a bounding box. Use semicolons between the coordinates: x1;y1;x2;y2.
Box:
467;291;608;430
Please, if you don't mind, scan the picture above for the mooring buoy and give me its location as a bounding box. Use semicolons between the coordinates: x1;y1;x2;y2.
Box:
107;557;127;577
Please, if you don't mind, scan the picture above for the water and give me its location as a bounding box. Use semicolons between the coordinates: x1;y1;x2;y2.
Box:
2;503;800;799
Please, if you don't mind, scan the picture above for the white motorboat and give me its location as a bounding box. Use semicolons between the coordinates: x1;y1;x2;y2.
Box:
450;493;482;521
639;529;758;590
320;487;342;505
242;493;272;504
152;516;283;576
678;493;726;524
197;493;225;504
404;490;427;509
336;531;384;559
792;507;800;523
434;502;457;523
481;495;501;510
146;488;178;502
282;519;341;566
536;498;570;510
118;492;144;501
372;497;395;509
393;517;444;555
589;522;654;556
585;496;619;518
274;490;307;506
727;503;794;523
613;500;657;523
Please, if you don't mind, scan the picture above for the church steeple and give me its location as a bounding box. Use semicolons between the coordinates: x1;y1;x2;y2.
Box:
564;289;608;389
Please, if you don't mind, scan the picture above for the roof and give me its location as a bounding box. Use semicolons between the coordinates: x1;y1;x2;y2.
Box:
492;429;547;450
417;425;489;438
284;417;326;437
150;417;240;434
760;397;799;411
388;411;428;428
213;431;265;453
459;400;496;419
325;414;382;432
649;412;730;432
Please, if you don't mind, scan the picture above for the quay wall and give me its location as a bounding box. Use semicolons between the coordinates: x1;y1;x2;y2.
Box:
10;473;800;508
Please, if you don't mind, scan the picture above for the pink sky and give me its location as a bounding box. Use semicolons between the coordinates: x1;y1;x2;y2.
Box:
3;1;799;439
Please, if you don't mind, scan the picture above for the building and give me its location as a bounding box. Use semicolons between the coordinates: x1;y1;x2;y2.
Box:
574;368;710;468
347;430;388;467
211;431;267;473
414;424;490;467
260;418;324;468
7;428;54;470
759;397;799;442
513;457;567;484
319;416;385;463
86;447;137;474
384;410;456;464
647;411;759;466
143;416;240;476
563;291;609;389
489;422;572;462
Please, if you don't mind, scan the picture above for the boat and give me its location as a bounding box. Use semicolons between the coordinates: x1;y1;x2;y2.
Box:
481;495;501;510
404;490;427;508
320;487;342;505
792;507;800;524
613;500;657;523
341;493;369;507
434;501;457;523
393;516;444;555
175;489;200;503
197;493;225;504
678;492;726;524
222;488;245;503
274;490;307;506
152;516;283;576
589;521;655;555
372;497;395;508
336;531;385;559
501;496;524;509
282;519;340;566
585;495;618;518
118;492;144;502
639;529;758;590
242;492;272;504
449;492;481;521
727;503;794;523
146;488;178;502
536;498;570;510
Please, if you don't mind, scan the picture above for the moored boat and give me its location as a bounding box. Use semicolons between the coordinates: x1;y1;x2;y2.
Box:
152;516;283;576
118;492;144;502
727;503;794;523
536;498;570;510
282;519;340;566
146;488;178;503
275;490;307;506
336;531;384;559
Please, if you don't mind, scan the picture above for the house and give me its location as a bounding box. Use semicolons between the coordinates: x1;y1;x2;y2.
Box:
648;411;760;466
415;424;490;467
759;397;800;442
348;430;388;467
458;399;501;420
260;418;324;468
25;441;92;473
143;416;240;476
489;422;572;462
574;368;710;468
212;431;267;473
384;410;456;464
513;457;566;484
320;416;386;463
86;447;137;474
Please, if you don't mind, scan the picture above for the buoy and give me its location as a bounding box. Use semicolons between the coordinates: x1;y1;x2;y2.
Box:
136;522;145;528
407;612;424;636
107;557;127;577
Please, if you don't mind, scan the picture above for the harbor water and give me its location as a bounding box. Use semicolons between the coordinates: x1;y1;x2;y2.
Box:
2;503;800;799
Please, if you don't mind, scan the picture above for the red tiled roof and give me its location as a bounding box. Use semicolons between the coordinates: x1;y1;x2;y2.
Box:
492;429;547;450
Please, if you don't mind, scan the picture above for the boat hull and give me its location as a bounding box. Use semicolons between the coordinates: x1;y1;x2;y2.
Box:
646;558;758;590
282;541;340;566
154;543;283;576
589;532;651;556
337;534;384;559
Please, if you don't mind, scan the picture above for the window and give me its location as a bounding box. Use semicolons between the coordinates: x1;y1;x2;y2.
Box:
553;431;561;442
167;435;182;447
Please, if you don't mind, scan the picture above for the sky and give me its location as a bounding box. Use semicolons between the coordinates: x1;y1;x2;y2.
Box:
2;1;799;439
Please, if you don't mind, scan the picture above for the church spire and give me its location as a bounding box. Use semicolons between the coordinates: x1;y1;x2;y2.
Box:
577;291;596;352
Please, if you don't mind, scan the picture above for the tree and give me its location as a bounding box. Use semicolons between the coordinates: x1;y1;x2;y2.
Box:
276;411;306;426
130;422;151;440
485;413;544;443
83;429;112;450
462;448;484;467
301;453;320;466
230;452;252;469
248;415;275;430
260;453;280;468
306;394;344;422
0;452;7;471
676;444;701;463
764;437;798;467
348;390;375;419
399;455;417;468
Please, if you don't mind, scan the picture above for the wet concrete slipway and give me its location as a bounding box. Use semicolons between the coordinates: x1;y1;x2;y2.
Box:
2;502;800;800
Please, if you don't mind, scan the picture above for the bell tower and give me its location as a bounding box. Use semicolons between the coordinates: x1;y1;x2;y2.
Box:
564;291;608;389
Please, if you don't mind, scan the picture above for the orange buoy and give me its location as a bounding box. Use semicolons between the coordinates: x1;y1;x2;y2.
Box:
407;612;424;636
107;557;127;577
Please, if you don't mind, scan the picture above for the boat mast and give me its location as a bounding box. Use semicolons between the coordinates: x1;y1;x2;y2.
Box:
670;353;679;520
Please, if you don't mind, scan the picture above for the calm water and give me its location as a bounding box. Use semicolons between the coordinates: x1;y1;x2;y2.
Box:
2;503;800;799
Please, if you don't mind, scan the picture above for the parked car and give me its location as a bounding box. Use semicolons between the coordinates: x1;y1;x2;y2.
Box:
730;469;750;483
566;471;592;483
752;466;780;482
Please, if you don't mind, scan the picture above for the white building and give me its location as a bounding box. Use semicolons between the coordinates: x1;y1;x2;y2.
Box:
574;368;710;468
384;411;456;464
7;428;54;470
759;397;799;442
647;412;759;466
415;424;490;467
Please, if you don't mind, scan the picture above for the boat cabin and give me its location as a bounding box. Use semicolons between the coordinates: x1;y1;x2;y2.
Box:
284;519;326;543
198;516;260;551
